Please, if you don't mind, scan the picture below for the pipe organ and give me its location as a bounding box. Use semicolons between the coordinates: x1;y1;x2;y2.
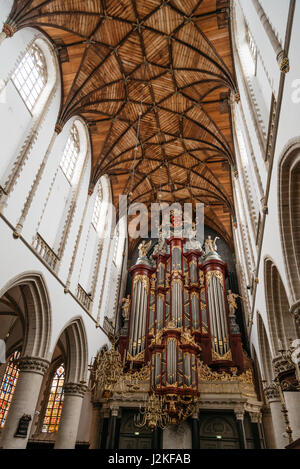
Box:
119;225;244;420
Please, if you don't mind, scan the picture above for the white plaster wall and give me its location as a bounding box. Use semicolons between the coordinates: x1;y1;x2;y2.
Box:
0;220;108;363
239;0;281;93
259;0;289;47
0;23;124;448
232;0;300;382
0;1;14;28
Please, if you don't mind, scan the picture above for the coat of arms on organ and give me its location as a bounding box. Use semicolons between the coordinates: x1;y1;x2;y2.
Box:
118;211;246;422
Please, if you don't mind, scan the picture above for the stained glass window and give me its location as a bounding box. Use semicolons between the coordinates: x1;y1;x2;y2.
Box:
0;350;20;428
60;125;80;183
11;44;47;112
42;364;65;433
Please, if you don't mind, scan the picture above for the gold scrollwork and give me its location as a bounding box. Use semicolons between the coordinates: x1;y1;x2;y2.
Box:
133;274;149;293
211;349;232;361
206;270;224;288
127;349;145;362
171;278;183;288
198;362;255;387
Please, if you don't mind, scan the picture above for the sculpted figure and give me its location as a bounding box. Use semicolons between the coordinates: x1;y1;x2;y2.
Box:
121;295;131;321
227;290;243;317
138;240;152;258
204;235;219;255
153;234;167;255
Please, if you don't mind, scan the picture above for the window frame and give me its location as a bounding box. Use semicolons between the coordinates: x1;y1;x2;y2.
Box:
11;43;48;114
92;184;103;230
59;125;81;184
0;350;21;429
41;363;65;434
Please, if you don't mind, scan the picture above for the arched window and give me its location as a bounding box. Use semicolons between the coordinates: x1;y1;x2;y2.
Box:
92;183;103;229
11;43;47;112
42;364;65;433
0;350;20;428
60;125;80;183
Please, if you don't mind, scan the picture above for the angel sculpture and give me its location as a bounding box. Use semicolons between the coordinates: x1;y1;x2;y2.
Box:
121;295;131;321
227;290;243;317
204;235;219;255
138;240;152;258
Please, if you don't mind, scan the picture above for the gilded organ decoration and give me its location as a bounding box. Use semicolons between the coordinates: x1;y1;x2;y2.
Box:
117;223;246;425
138;240;152;258
227;290;243;317
121;295;131;321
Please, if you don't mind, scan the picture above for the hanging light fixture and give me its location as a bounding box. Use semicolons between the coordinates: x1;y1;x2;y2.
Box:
134;392;170;431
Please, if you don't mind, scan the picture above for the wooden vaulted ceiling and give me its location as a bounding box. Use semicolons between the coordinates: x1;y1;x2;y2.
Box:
5;0;237;245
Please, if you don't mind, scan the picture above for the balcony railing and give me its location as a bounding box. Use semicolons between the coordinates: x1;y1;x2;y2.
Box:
33;233;59;271
103;316;115;337
76;284;92;311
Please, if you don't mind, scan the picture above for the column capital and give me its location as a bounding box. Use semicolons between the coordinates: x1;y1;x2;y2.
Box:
3;23;17;38
110;404;120;417
290;299;300;316
249;411;262;424
264;383;280;403
272;354;295;377
63;382;88;398
18;357;50;376
234;406;245;421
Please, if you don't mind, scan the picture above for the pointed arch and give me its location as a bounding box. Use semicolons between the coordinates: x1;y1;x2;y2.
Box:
279;139;300;303
0;271;51;359
54;317;88;384
257;312;274;384
264;258;296;355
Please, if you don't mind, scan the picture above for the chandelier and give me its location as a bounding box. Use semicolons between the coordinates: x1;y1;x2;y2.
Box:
134;392;170;431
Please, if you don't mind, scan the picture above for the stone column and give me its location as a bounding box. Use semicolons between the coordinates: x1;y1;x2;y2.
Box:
89;402;103;449
249;412;264;449
106;406;119;449
234;408;247;449
152;427;161;450
261;406;276;449
273;354;300;441
284;392;300;441
251;0;289;72
264;384;287;449
54;382;87;449
191;412;200;449
0;357;49;449
100;408;110;449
